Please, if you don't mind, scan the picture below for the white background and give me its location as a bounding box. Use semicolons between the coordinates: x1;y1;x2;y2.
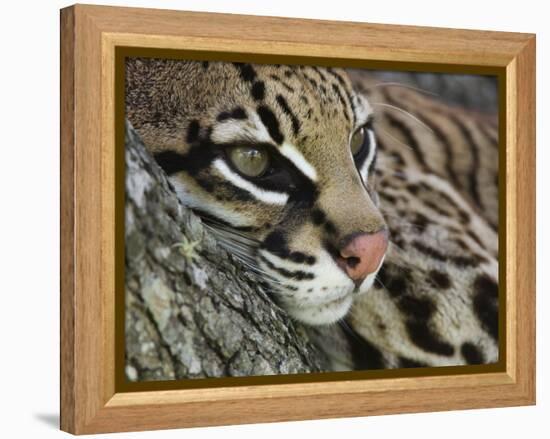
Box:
0;0;546;437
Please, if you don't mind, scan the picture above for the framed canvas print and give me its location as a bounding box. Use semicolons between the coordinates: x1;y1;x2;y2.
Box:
60;4;536;434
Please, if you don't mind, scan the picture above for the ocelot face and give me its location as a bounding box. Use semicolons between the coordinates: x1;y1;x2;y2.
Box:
126;58;388;325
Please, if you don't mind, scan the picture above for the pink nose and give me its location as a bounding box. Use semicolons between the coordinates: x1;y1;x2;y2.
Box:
337;230;388;282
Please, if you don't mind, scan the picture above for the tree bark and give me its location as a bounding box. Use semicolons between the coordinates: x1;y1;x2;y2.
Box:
124;121;328;382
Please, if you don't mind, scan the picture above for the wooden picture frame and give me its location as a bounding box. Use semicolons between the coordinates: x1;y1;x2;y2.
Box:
60;4;536;434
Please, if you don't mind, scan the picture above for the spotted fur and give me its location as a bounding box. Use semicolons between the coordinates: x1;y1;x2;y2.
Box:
125;58;499;369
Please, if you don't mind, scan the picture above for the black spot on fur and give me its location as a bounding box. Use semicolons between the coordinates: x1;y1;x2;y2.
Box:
459;210;471;224
397;295;455;356
194;175;215;193
412;241;447;262
427;269;452;289
381;193;397;204
376;264;411;298
312;66;329;82
186;120;200;143
340;322;386;370
257;105;284;144
262;230;289;258
413;212;430;233
389;151;406;166
305;75;318;88
201;61;209;70
398;357;428;368
311;209;326;225
454;238;468;250
288;252;316;265
473;274;499;341
289;252;306;263
461;342;485;364
450;255;483;267
324;221;337;235
217;107;247;122
424;200;449;216
153;151;188;176
259;255;314;281
467;230;483;247
399;296;435;320
251;81;265;101
233;62;256;82
405;321;455;356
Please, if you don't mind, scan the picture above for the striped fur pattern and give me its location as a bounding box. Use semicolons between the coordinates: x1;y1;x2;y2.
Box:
125;58;499;369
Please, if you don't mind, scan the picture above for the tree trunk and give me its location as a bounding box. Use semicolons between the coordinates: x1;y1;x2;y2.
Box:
124;121;328;382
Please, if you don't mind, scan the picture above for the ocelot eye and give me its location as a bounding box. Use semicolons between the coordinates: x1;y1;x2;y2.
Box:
228;146;270;178
350;127;367;156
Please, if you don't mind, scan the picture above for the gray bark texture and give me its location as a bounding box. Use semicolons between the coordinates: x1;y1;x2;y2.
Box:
124;121;328;382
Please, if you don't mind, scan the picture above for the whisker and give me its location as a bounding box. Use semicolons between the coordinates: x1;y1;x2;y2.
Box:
204;223;260;245
373;81;439;97
201;215;305;289
372;102;434;134
377;126;414;152
374;276;388;290
201;218;261;242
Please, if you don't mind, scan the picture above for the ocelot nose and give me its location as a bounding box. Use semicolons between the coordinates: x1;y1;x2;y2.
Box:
336;230;389;283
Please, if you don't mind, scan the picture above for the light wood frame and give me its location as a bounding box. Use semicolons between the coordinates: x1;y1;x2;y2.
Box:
60;4;536;434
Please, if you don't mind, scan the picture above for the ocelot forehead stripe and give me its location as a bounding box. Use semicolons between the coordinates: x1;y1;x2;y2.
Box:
275;94;301;136
257;105;284;144
331;84;351;125
327;68;356;126
232;62;256;82
268;74;295;93
233;62;266;103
